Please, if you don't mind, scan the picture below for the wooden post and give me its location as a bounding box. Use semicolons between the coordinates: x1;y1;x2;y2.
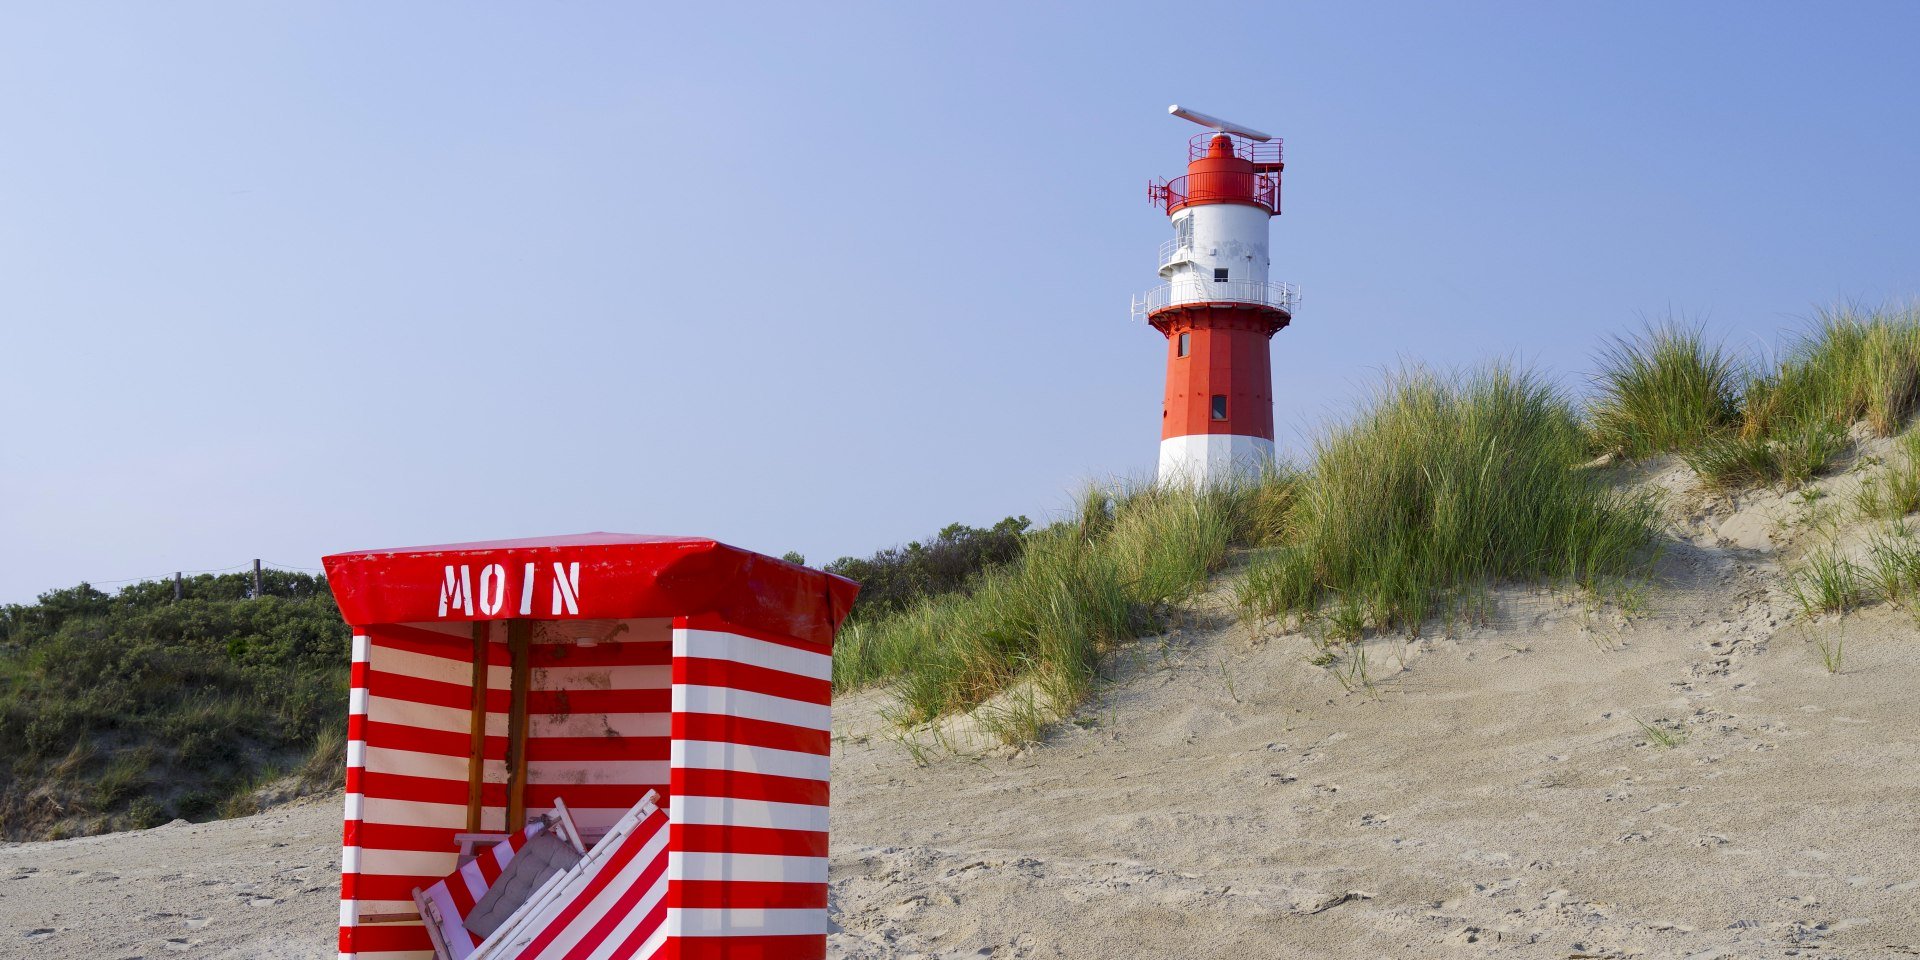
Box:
504;620;532;830
173;572;182;602
465;622;490;833
253;559;263;600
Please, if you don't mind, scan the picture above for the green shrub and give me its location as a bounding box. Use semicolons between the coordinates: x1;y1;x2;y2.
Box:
1239;364;1660;635
0;572;348;839
824;516;1031;620
1588;323;1741;457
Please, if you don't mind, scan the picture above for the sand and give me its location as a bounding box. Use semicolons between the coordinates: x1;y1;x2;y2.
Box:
4;455;1919;958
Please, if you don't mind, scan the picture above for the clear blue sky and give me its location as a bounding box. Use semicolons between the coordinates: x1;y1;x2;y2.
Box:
3;2;1918;603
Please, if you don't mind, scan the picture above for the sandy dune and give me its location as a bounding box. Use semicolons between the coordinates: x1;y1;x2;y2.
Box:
5;458;1919;958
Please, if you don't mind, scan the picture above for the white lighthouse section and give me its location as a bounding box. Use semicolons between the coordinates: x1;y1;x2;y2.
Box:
1161;203;1271;284
1158;203;1272;306
1158;434;1276;486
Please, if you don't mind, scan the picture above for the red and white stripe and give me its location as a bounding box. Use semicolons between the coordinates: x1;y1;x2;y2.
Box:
339;617;832;959
341;622;511;959
667;618;832;960
341;631;374;960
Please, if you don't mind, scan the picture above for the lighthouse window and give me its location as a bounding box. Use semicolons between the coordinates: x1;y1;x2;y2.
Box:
1214;268;1230;282
1177;332;1190;357
1211;395;1228;420
1175;215;1193;247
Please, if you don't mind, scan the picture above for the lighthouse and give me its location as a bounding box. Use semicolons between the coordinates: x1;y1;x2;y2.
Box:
1133;105;1296;486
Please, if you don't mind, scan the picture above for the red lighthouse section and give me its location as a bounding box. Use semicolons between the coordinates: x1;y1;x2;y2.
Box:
1136;126;1296;485
1154;307;1280;442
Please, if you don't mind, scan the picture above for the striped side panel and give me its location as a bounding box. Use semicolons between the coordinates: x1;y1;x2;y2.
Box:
344;622;508;960
666;619;832;960
340;631;372;960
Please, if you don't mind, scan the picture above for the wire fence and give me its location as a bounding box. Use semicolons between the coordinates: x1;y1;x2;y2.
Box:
8;558;330;606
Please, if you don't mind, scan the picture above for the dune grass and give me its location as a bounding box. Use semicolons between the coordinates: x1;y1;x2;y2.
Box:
1683;419;1850;491
832;481;1277;730
1787;548;1867;618
1856;430;1920;520
1237;364;1661;637
1742;306;1920;441
1588;323;1741;457
1589;306;1920;490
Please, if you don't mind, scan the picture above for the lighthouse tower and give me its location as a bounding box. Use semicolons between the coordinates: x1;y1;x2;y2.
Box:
1133;105;1296;486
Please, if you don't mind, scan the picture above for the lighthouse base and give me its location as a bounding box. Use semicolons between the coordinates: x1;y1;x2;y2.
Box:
1157;434;1275;487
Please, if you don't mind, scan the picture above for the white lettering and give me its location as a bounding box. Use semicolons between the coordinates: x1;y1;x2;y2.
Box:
478;563;506;615
550;561;580;616
437;565;474;617
519;562;536;615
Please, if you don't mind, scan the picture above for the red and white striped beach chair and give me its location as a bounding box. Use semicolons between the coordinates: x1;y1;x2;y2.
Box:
470;791;671;960
414;800;590;960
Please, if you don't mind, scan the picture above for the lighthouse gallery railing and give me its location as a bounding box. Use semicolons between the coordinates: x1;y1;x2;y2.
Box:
1131;278;1299;323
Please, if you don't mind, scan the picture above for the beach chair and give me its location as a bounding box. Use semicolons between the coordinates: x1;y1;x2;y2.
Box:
469;791;671;960
414;799;591;960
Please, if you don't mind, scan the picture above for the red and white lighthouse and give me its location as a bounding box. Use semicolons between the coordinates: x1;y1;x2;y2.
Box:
1134;105;1296;485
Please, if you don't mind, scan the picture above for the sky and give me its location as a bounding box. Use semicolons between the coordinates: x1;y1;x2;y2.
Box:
3;2;1919;603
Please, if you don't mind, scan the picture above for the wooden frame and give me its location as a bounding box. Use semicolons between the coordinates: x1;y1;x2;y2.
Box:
465;622;489;833
504;619;532;829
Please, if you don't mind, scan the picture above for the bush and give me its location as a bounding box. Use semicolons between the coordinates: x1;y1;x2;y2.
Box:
0;572;348;839
1240;364;1660;635
1588;323;1741;457
825;516;1031;620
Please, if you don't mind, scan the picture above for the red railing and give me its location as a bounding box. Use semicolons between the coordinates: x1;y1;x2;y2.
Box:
1148;171;1282;215
1147;131;1285;214
1187;132;1284;167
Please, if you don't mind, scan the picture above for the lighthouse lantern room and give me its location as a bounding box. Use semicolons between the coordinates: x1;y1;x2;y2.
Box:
1133;105;1297;486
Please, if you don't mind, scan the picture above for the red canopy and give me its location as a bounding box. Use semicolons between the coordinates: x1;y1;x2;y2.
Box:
322;533;858;647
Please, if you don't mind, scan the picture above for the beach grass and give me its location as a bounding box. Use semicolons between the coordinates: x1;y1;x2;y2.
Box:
1856;430;1920;520
1238;364;1661;636
1588;323;1741;457
1741;306;1920;442
1788;547;1867;617
835;480;1263;730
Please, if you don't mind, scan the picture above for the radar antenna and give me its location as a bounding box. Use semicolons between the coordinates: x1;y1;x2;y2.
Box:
1167;104;1272;142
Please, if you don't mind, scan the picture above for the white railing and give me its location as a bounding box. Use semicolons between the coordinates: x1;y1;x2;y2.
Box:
1157;237;1194;270
1131;278;1299;323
